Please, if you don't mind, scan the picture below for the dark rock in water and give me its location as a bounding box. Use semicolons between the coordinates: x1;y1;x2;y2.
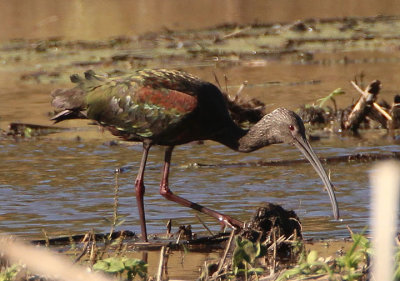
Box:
240;203;302;243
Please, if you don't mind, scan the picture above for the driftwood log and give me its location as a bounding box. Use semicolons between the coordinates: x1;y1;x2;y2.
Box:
343;80;382;132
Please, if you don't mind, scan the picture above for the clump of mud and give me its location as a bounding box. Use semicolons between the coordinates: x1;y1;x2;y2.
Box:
240;203;302;244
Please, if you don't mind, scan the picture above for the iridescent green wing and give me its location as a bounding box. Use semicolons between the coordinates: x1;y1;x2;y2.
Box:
84;70;199;139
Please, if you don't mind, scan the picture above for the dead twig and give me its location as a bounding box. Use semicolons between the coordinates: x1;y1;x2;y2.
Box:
234;81;248;101
346;225;354;237
224;74;229;94
156;246;167;281
213;230;236;278
213;71;222;89
41;229;50;248
195;215;214;236
175;231;182;244
271;228;277;275
166;219;172;238
221;26;252;40
73;232;91;264
89;231;98;267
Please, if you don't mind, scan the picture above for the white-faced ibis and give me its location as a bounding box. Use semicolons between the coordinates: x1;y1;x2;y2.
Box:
51;69;339;242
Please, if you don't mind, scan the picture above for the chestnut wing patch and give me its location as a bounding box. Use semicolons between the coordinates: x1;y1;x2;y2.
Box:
87;84;198;139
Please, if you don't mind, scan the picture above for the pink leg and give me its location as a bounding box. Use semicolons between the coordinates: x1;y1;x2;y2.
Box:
135;141;151;242
159;146;244;229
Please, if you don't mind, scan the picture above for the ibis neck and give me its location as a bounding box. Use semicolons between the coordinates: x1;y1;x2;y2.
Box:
213;119;279;153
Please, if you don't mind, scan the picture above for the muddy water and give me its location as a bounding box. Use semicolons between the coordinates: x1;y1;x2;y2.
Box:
2;1;400;278
1;60;399;240
1;63;388;278
1;0;400;40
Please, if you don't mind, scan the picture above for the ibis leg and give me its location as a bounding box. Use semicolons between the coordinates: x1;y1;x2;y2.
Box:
135;141;151;242
159;146;244;229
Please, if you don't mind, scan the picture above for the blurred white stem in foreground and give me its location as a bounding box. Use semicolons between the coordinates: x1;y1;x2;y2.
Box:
0;237;112;281
370;161;400;281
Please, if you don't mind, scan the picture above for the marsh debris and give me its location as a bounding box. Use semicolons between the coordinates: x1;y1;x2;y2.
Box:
7;122;68;138
298;78;400;137
201;204;303;280
343;80;383;132
222;89;266;128
240;203;302;243
297;105;333;125
176;225;193;242
188;152;400;170
31;230;136;246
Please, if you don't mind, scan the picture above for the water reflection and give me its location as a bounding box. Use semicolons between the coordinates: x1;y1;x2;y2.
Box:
1;0;400;41
0;133;388;240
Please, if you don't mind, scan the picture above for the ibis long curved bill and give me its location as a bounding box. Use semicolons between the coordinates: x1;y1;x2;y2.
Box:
293;135;340;220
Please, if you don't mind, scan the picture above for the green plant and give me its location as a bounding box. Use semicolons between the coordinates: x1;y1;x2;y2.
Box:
0;265;20;281
278;231;371;281
231;237;265;277
277;250;333;280
93;257;147;280
336;232;370;280
317;88;345;112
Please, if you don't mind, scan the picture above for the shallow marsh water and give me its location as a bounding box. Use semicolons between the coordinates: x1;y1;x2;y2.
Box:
1;55;399;281
2;1;400;278
1;59;399;240
1;124;395;238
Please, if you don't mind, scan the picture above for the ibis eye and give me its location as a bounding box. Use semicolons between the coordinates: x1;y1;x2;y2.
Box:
289;125;295;131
